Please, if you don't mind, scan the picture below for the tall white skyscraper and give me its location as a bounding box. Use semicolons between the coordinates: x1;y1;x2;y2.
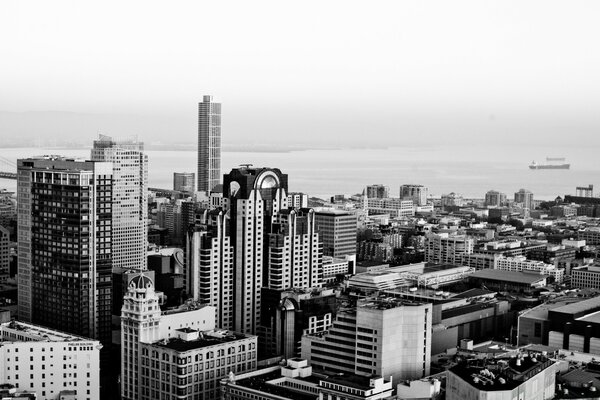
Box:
197;95;221;193
92;135;148;270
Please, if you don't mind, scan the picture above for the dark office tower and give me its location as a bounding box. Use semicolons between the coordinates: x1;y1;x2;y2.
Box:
223;167;289;334
314;209;357;258
197;95;221;193
173;172;195;194
17;157;113;347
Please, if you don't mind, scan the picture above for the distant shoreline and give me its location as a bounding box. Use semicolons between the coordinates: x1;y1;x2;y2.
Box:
0;143;393;153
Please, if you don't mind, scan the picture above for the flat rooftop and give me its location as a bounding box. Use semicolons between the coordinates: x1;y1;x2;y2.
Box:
450;356;554;391
470;269;548;284
552;296;600;316
321;374;382;391
0;321;93;343
235;369;317;400
151;330;252;352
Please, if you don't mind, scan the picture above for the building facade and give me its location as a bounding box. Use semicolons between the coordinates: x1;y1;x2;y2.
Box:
484;190;507;207
314;209;357;258
120;273;256;400
0;225;8;283
400;184;428;206
0;321;101;400
301;296;432;383
514;188;534;210
197;95;221;193
424;233;475;266
91;135;148;270
366;185;389;199
173;172;195;194
17;157;113;347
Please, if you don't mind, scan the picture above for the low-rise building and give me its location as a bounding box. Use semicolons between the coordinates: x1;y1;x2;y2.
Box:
0;321;101;400
447;354;556;400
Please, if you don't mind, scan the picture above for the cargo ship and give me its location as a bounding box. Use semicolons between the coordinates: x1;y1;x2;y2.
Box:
529;160;570;169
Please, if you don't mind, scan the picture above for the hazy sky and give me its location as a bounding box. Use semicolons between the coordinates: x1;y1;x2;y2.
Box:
1;1;600;147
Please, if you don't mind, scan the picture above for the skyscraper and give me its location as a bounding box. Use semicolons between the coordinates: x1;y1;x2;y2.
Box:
314;208;357;258
17;157;113;346
223;167;289;334
197;95;221;193
91;135;148;270
514;188;534;210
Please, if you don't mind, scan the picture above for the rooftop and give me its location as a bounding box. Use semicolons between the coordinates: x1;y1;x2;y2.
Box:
151;330;252;352
470;269;548;284
321;374;381;391
0;321;94;343
234;369;317;400
552;296;600;317
450;355;555;391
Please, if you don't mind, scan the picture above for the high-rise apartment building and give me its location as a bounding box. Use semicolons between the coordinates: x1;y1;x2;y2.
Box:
173;172;195;194
91;135;148;270
186;209;234;330
301;296;432;383
314;208;357;258
484;190;507;207
186;167;323;336
287;192;309;208
400;184;428;206
197;95;221;193
424;233;475;266
268;208;322;290
223;167;289;334
514;188;534;210
365;184;389;199
17;157;113;346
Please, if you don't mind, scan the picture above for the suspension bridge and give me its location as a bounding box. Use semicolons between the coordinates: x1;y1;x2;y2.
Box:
0;156;17;180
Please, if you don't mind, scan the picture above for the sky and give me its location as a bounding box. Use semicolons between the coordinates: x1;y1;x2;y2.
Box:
1;1;600;147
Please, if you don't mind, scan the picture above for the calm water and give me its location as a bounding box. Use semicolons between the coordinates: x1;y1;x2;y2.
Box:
1;144;599;200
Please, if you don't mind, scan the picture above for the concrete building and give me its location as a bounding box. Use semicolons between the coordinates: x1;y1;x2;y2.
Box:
288;192;309;208
259;287;336;359
197;95;221;193
365;198;415;218
0;321;100;400
400;184;428;206
314;208;357;258
517;297;582;346
572;265;600;290
424;233;475;266
496;256;564;283
0;226;8;283
469;270;548;294
514;189;534;210
16;157;113;349
302;296;432;383
578;227;600;245
484;190;507;207
366;184;389;199
441;192;465;209
186;210;234;330
542;296;600;353
173;172;195;194
268;208;323;290
91;134;148;271
120;273;257;400
576;184;594;198
221;358;393;400
446;354;556;400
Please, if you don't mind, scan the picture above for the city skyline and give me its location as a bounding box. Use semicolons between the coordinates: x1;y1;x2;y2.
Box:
2;1;600;149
